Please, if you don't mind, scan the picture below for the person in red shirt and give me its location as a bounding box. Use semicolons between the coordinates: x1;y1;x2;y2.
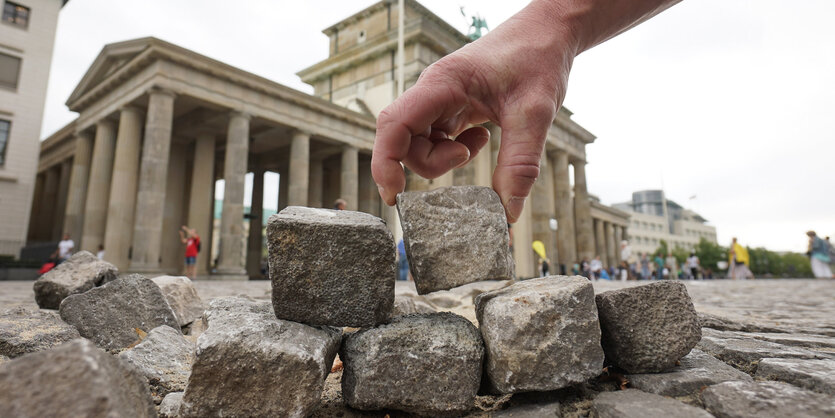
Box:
179;225;200;279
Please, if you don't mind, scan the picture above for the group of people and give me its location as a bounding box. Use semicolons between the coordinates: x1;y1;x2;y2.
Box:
567;244;708;282
807;231;834;279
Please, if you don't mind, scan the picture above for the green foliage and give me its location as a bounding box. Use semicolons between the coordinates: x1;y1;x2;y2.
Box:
653;240;669;258
748;246;814;277
694;237;728;272
671;246;690;266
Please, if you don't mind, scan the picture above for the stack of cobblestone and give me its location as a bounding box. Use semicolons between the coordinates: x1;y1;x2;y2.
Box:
1;185;833;417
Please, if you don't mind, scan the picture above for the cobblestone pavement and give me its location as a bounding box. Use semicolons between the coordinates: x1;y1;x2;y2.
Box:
3;278;833;417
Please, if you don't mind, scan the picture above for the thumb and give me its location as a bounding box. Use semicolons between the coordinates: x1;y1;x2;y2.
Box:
492;97;556;223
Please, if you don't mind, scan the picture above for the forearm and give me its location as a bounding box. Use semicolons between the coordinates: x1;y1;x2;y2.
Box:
525;0;681;55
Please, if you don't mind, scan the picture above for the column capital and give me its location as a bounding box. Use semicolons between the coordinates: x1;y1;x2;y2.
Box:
292;129;312;138
229;110;251;121
148;86;177;99
95;118;117;130
119;104;144;115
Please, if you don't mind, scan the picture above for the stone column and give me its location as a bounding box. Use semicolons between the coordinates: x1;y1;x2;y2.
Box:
52;159;73;241
340;146;358;210
606;222;617;269
358;157;380;216
530;152;557;269
38;167;59;241
573;161;595;261
27;173;44;242
103;106;143;270
593;219;605;264
288;131;310;206
246;168;264;278
160;142;188;273
614;225;623;265
512;198;535;278
63;132;94;243
216;111;250;279
473;130;492;188
130;88;176;273
432;171;454;189
81;120;117;252
308;158;323;208
187;133;216;277
553;150;577;268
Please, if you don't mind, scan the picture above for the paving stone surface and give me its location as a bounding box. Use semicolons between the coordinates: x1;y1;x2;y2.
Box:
596;281;701;373
58;274;180;351
476;276;604;393
592;389;713;418
151;275;204;327
0;339;156;417
0;306;80;358
397;186;514;294
702;380;835;418
755;358;835;395
627;349;752;397
697;333;825;374
32;251;118;309
1;278;833;417
267;206;395;327
119;325;195;403
341;312;483;416
181;296;341;418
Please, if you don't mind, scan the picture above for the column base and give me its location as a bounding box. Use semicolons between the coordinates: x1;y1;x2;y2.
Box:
209;273;250;281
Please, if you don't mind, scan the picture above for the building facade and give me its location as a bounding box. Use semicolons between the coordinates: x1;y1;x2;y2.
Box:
0;0;65;256
615;190;718;255
29;0;628;278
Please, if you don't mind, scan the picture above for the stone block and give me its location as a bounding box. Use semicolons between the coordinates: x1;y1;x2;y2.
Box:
756;358;835;395
593;389;712;418
159;392;184;418
59;274;180;351
0;339;155;417
627;349;752;397
180;297;341;418
475;276;604;393
396;186;514;294
703;381;835;418
267;206;395;327
0;307;80;358
697;334;823;374
493;401;561;417
596;281;701;373
341;312;483;416
152;275;204;327
32;250;118;309
119;325;195;403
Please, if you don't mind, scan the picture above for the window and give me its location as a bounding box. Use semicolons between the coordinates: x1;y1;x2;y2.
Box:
0;119;10;166
2;1;29;28
0;52;21;89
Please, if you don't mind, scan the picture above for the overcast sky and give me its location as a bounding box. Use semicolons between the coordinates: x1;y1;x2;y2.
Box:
41;0;835;252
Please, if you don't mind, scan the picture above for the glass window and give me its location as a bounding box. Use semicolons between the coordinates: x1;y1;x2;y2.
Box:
0;52;21;89
2;1;29;28
0;119;10;166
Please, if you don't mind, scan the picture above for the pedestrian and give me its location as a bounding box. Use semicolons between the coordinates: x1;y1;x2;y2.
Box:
179;226;200;279
581;259;591;280
396;238;410;281
686;252;700;280
665;251;678;280
653;253;664;280
538;257;551;277
572;263;580;276
640;252;650;280
96;245;105;260
56;233;74;264
728;237;753;279
807;231;833;279
590;255;603;280
333;199;347;210
618;261;629;281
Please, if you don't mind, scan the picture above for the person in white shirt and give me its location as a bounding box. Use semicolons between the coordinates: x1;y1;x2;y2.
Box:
56;233;74;264
590;256;603;280
686;252;700;279
97;245;105;260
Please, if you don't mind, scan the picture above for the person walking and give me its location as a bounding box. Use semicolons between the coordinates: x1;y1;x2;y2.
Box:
686;252;700;280
396;238;410;281
179;226;200;279
665;251;679;280
590;255;603;280
640;253;650;280
807;231;833;279
653;253;665;280
728;237;753;279
55;233;74;264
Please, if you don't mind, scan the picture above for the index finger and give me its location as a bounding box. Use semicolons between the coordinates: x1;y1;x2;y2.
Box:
371;82;456;205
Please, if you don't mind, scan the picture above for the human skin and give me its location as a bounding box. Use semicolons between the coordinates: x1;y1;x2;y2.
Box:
371;0;681;222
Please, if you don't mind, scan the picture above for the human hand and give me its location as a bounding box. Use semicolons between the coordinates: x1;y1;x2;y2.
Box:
371;1;577;223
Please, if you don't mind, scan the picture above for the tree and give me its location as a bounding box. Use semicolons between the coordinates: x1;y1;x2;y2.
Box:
694;237;728;273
